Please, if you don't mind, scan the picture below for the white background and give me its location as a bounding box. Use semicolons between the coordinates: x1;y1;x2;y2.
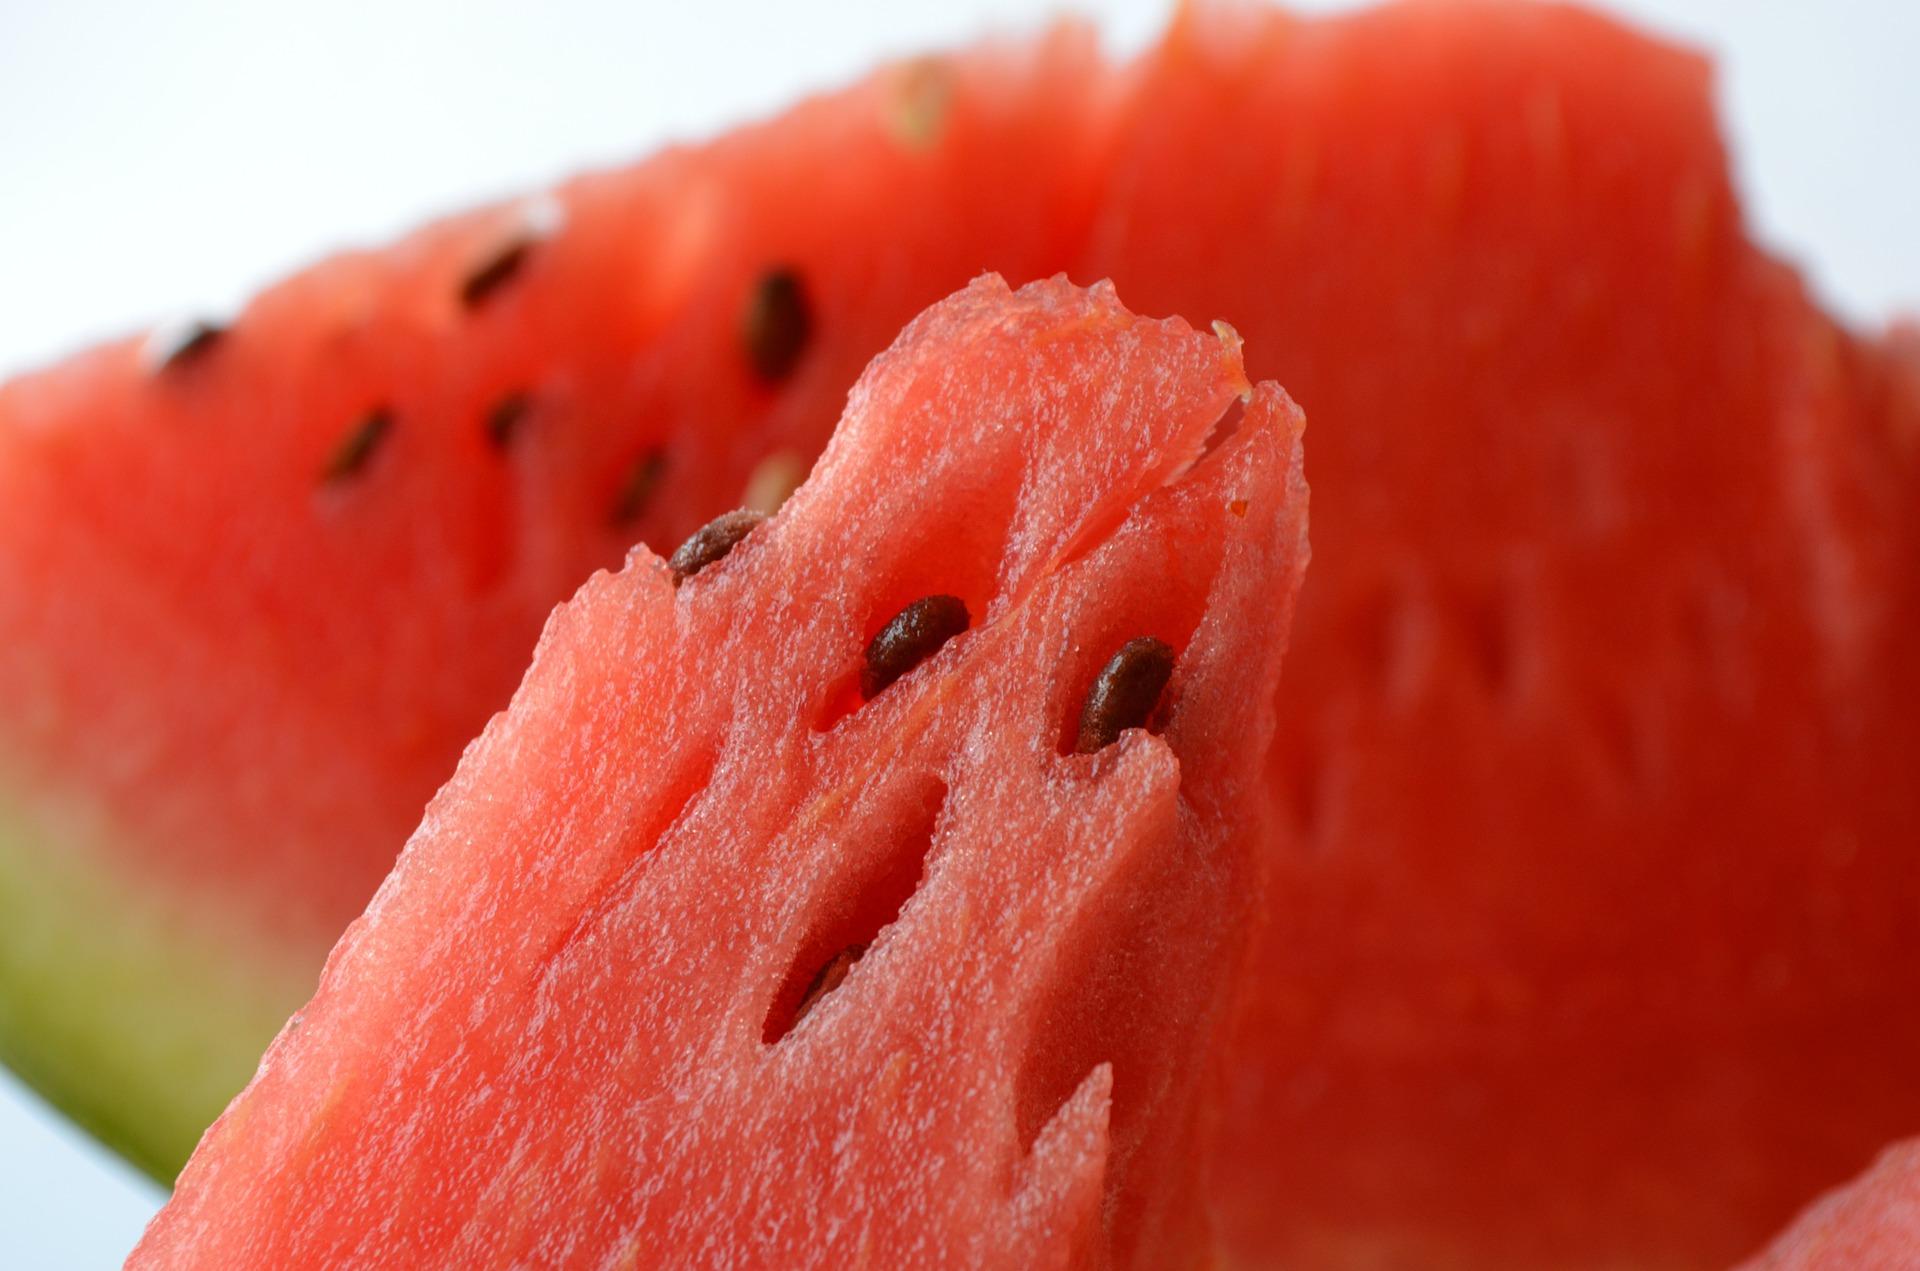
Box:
0;1;1913;1265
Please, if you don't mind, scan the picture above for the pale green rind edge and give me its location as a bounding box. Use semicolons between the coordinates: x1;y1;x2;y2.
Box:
0;782;312;1183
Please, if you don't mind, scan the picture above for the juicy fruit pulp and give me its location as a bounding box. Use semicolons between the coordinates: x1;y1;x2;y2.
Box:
128;276;1310;1269
1;2;1917;1267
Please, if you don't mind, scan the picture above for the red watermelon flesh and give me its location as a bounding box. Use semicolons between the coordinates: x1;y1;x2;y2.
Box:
3;2;1919;1268
127;275;1311;1269
1741;1138;1920;1271
1080;5;1920;1265
0;28;1109;1176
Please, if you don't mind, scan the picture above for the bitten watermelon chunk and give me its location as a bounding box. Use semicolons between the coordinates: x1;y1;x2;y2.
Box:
1741;1139;1920;1270
128;276;1310;1268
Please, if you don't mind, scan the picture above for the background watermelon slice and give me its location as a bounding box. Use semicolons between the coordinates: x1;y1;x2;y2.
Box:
129;275;1310;1269
2;2;1917;1267
1086;5;1920;1265
0;29;1108;1179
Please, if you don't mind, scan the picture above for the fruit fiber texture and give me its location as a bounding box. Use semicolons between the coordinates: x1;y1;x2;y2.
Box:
128;275;1311;1270
1741;1140;1920;1271
3;2;1918;1268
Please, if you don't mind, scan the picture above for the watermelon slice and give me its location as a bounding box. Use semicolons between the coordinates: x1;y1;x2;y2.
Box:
0;29;1107;1178
1084;6;1920;1264
4;2;1919;1267
1741;1139;1920;1270
127;275;1310;1268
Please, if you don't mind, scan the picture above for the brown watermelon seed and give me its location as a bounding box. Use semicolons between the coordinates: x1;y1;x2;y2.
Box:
459;235;535;309
742;268;812;383
862;595;970;699
485;393;531;449
791;945;866;1029
611;449;668;526
321;409;393;484
143;319;225;374
668;509;767;586
1075;637;1176;754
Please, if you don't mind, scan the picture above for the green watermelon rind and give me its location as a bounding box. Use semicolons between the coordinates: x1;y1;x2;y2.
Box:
0;781;302;1182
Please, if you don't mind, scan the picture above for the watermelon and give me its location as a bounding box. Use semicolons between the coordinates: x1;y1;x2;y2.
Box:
1741;1139;1920;1270
4;2;1918;1267
1086;7;1920;1265
0;29;1107;1178
128;275;1311;1268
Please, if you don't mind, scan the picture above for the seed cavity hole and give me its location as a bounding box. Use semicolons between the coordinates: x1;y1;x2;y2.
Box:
1010;789;1179;1157
762;776;946;1044
742;268;813;384
1201;394;1248;458
668;509;767;586
862;595;970;700
811;671;865;735
536;748;718;979
789;946;864;1031
1074;637;1175;753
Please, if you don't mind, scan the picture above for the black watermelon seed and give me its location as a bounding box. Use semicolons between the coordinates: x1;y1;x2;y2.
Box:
1075;637;1176;754
321;409;393;484
460;236;535;309
611;449;668;526
485;394;531;449
792;945;865;1029
742;269;813;384
862;595;970;700
668;509;767;586
145;319;225;374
